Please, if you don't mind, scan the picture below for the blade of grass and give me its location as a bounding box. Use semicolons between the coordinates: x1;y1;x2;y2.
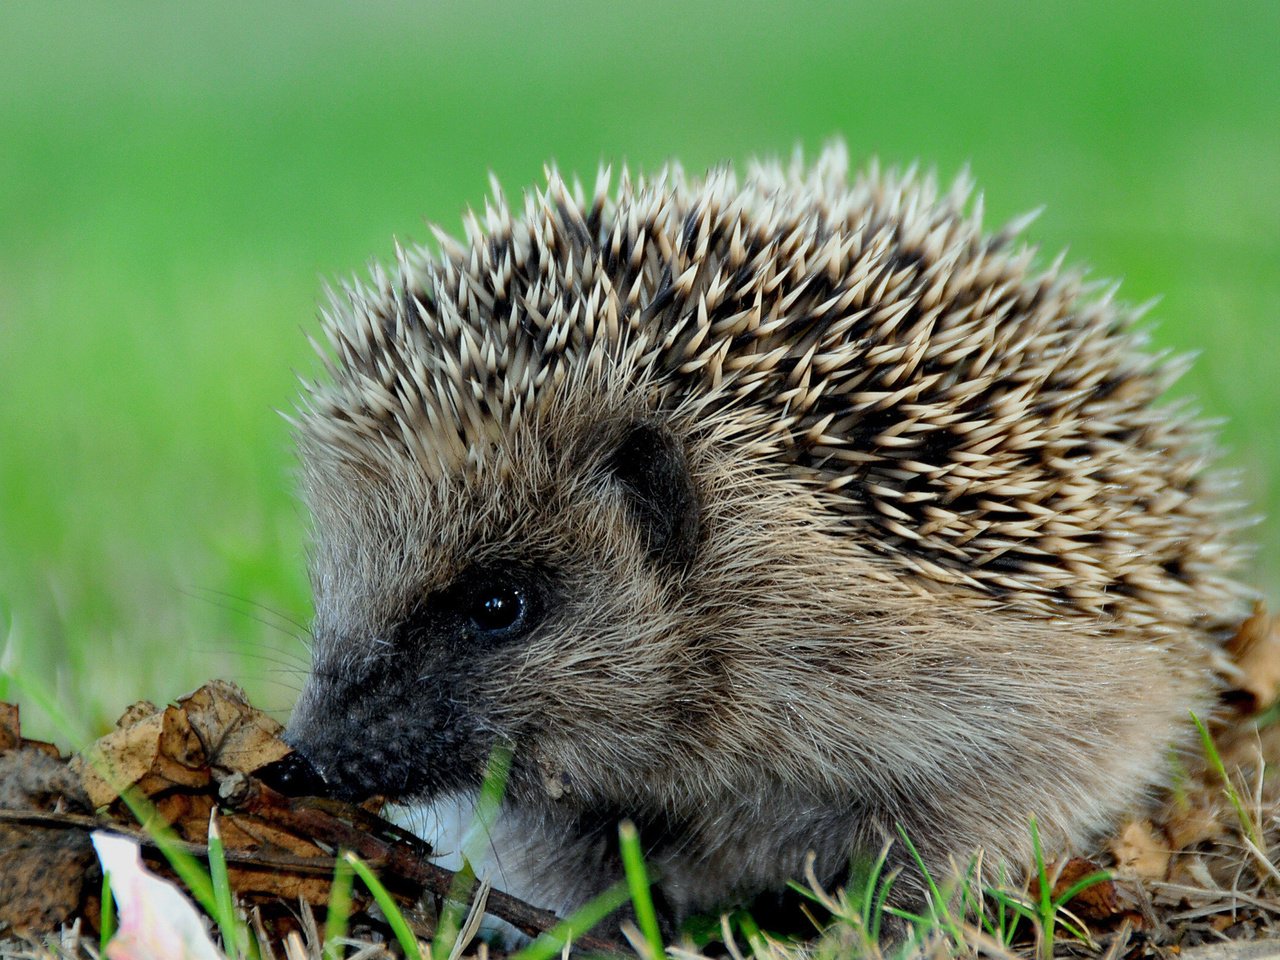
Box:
464;744;512;862
509;881;631;960
208;811;245;958
115;784;218;917
434;745;512;960
1025;818;1098;957
345;852;425;960
1192;711;1262;847
895;823;962;943
323;852;354;960
735;911;767;957
100;870;115;954
1052;868;1112;910
1029;817;1055;960
866;844;896;944
447;877;492;960
618;820;664;958
432;857;476;960
980;866;1017;947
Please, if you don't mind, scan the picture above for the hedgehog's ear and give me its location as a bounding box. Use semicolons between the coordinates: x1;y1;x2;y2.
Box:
604;420;701;569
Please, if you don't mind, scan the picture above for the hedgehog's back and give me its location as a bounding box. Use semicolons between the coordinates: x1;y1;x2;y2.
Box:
298;144;1251;638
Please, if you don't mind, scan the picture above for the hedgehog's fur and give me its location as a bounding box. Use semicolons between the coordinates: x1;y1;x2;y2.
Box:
286;143;1252;926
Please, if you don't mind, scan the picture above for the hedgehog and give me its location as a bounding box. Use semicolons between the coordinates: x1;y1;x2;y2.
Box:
282;143;1253;927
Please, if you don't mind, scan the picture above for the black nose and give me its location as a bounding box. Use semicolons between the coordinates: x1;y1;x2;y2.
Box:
254;751;333;798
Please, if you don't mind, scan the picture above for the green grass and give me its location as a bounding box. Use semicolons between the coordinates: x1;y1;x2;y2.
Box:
619;820;666;958
1;0;1277;739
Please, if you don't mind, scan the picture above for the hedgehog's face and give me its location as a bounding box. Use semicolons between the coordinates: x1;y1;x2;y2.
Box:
285;411;725;806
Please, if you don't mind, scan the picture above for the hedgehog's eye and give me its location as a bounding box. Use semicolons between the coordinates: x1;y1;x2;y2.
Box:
436;566;547;646
467;583;529;636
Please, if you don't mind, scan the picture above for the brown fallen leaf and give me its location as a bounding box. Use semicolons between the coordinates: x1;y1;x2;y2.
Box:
0;712;95;934
1028;857;1122;922
0;701;62;759
0;702;17;752
117;699;160;729
178;680;291;776
71;703;210;808
1162;792;1227;851
1109;819;1171;881
71;681;292;813
1223;602;1280;715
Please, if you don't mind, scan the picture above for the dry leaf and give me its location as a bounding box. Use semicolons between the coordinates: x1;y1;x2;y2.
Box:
1224;602;1280;714
117;700;160;729
152;792;217;842
0;702;18;752
1163;792;1227;850
1030;857;1123;921
72;707;209;809
71;681;290;810
1109;819;1171;880
0;748;96;933
177;680;290;775
0;701;63;760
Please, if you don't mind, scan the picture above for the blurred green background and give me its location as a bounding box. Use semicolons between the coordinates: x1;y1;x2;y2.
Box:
2;1;1277;741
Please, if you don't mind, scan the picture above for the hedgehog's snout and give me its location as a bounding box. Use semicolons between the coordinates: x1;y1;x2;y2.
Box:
278;688;384;801
284;644;490;803
283;702;432;802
